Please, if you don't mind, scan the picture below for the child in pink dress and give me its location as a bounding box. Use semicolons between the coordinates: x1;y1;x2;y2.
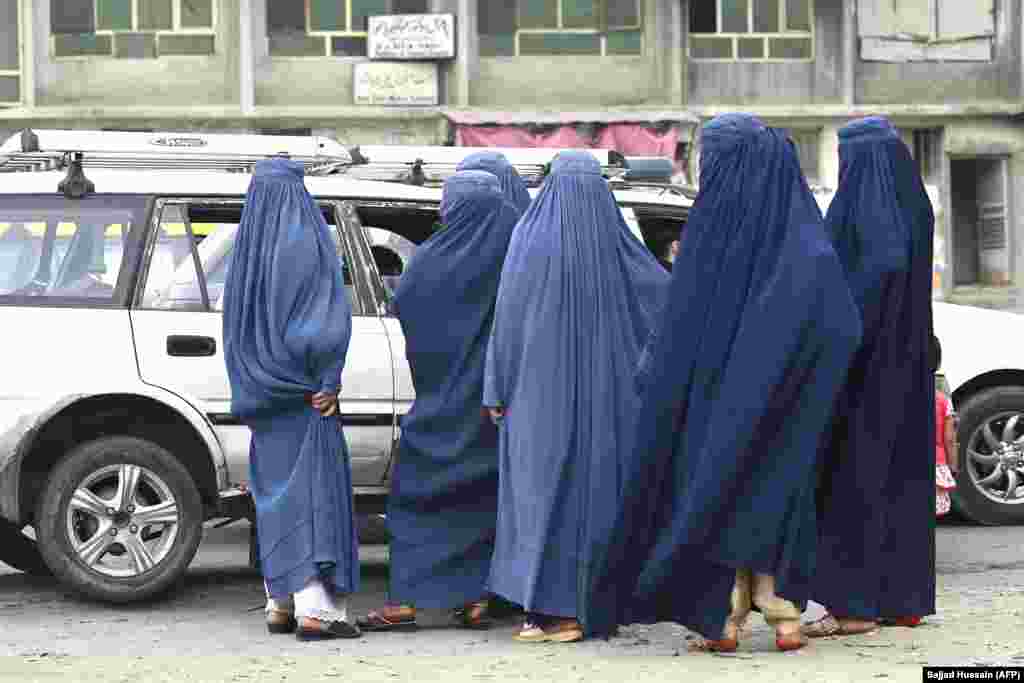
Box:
935;387;958;516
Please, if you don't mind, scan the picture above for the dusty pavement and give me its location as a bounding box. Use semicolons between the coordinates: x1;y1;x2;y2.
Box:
1;518;1022;682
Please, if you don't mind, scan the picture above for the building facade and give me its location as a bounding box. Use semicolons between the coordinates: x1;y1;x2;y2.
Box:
0;1;1022;309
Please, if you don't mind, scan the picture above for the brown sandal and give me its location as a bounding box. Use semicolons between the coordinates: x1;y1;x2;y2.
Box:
880;616;923;628
452;600;492;630
801;614;878;638
357;605;418;632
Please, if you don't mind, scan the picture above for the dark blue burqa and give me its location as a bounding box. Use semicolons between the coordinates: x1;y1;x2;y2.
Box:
588;114;863;640
483;151;669;624
386;170;521;608
223;159;358;599
457;151;532;214
814;116;936;619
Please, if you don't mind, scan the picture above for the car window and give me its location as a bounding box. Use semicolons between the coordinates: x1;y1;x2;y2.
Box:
352;202;439;301
141;202;354;312
0;195;146;304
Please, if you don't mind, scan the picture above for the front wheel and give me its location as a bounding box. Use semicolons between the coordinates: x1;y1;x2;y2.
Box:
953;388;1024;526
35;436;204;603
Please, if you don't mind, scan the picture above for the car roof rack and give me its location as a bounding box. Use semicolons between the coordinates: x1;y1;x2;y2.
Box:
0;128;361;179
0;128;365;198
336;145;632;187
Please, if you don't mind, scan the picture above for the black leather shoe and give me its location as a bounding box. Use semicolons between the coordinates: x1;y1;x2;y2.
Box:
295;616;362;641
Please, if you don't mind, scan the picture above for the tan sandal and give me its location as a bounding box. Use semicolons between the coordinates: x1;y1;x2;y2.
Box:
802;614;878;638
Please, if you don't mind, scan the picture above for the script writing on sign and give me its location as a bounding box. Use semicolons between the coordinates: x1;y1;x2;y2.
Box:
367;14;455;60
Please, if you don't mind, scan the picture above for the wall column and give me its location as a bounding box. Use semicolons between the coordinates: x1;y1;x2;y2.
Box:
239;0;255;115
17;0;34;108
661;0;685;105
842;0;856;106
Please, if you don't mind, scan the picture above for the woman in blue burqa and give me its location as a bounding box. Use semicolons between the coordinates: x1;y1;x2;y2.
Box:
803;116;936;638
587;113;863;653
483;150;669;643
357;169;522;632
456;151;532;214
223;158;361;641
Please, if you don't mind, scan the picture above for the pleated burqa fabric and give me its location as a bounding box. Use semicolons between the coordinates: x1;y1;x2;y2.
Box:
483;151;669;629
456;151;532;214
814;116;936;620
588;113;863;640
223;159;358;599
386;170;521;608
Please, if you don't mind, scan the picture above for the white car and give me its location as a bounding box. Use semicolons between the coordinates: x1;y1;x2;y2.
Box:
0;130;689;601
933;302;1024;525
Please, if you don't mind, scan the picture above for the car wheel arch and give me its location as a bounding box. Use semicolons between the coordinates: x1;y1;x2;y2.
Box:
16;392;223;524
951;370;1024;410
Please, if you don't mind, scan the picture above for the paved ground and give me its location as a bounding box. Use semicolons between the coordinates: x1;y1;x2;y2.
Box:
0;517;1022;682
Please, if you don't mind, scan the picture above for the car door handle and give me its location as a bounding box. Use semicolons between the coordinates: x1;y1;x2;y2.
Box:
166;335;217;358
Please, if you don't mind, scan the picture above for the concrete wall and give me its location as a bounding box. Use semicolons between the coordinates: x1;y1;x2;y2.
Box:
474;56;662;107
687;0;845;106
857;0;1021;105
33;0;241;107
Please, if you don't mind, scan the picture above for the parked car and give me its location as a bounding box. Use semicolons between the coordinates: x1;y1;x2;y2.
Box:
933;302;1024;526
0;131;690;601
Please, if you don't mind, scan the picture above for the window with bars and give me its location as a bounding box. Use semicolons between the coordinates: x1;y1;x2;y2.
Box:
479;0;643;57
689;0;814;61
51;0;216;58
0;0;20;106
267;0;428;57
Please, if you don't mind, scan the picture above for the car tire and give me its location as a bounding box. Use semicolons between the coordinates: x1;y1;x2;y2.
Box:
35;436;204;603
0;518;51;576
953;387;1024;526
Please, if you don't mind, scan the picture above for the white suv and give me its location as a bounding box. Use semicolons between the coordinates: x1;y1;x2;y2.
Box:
0;130;692;601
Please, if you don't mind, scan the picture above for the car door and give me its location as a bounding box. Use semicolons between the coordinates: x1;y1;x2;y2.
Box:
130;198;396;490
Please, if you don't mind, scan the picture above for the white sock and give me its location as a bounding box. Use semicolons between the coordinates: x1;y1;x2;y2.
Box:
295;578;348;620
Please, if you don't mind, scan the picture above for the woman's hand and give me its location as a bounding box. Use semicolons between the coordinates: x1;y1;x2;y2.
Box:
312;391;339;417
486;406;506;424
